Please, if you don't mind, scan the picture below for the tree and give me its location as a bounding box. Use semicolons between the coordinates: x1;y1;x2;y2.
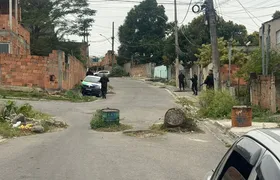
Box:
273;10;280;19
246;31;259;46
118;0;168;65
195;38;249;67
238;49;280;80
162;15;248;65
20;0;95;56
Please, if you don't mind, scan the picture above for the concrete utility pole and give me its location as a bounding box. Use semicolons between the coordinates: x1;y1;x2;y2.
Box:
174;0;180;88
208;0;220;90
228;38;232;86
266;24;271;75
261;24;265;75
112;21;115;66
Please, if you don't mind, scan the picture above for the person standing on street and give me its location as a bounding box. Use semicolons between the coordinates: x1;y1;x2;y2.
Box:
190;73;198;95
99;74;110;99
86;69;93;76
201;70;214;89
178;72;185;91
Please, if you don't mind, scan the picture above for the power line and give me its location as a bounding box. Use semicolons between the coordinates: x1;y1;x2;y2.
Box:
235;0;261;27
178;0;193;24
88;0;194;5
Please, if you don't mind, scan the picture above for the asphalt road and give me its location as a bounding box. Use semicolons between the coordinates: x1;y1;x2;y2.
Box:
0;78;227;180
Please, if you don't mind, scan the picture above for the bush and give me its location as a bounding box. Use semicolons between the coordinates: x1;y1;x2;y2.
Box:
90;110;132;132
198;90;239;119
110;65;128;77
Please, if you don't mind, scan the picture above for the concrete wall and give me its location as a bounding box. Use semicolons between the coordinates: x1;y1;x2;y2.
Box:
250;75;276;113
0;50;86;91
123;62;131;74
260;18;280;50
154;65;167;79
189;63;246;89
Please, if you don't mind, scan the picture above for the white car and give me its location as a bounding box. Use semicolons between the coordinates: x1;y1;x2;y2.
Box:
94;70;110;77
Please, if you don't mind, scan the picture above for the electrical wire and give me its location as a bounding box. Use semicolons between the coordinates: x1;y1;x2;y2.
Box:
178;0;193;24
235;0;261;27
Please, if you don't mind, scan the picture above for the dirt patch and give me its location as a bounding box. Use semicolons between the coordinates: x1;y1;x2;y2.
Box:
123;130;165;138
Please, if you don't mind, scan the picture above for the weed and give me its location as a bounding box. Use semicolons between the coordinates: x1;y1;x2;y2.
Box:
198;90;239;119
0;122;30;138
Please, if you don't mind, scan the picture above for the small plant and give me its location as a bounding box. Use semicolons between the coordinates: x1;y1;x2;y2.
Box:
90;110;132;132
176;97;194;110
198;90;239;119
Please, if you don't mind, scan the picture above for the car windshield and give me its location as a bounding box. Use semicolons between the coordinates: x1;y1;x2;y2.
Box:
84;76;100;83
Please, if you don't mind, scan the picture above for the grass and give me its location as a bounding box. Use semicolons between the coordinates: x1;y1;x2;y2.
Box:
0;88;97;103
198;90;239;119
150;122;202;133
90;110;132;132
0;101;64;138
0;122;31;138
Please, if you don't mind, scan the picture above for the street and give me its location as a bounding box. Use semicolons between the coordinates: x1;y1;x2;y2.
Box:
0;78;227;180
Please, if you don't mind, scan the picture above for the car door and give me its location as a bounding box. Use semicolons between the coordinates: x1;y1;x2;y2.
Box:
211;137;266;180
248;151;280;180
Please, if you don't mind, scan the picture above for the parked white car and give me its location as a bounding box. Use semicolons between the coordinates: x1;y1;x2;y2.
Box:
94;70;110;77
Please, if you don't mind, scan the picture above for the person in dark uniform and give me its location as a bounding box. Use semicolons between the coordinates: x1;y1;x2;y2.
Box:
202;70;214;89
178;72;185;91
99;74;109;99
86;69;93;76
190;73;198;95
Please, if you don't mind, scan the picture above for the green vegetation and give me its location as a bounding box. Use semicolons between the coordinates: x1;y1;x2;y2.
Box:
0;122;28;138
21;0;95;63
90;110;132;132
198;90;239;119
109;65;129;77
0;87;97;103
0;101;52;138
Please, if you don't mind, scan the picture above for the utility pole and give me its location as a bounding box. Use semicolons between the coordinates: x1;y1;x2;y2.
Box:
208;0;220;90
261;24;265;75
266;24;271;75
174;0;180;88
228;38;232;86
112;21;115;66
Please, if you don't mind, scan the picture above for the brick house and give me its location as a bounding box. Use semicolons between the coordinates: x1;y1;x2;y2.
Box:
0;0;30;55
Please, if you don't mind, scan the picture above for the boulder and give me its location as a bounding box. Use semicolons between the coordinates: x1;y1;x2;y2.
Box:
31;125;45;133
11;113;26;124
45;119;56;126
54;121;66;127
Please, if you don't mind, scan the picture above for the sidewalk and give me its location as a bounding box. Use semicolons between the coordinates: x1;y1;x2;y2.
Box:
210;119;279;139
135;77;280;141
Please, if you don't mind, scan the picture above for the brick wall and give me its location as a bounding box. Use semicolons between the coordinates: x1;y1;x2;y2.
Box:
0;15;30;55
0;50;86;90
250;75;276;113
220;64;247;86
130;63;154;78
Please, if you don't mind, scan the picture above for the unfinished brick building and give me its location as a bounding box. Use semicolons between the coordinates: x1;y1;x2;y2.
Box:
0;0;86;90
0;0;30;55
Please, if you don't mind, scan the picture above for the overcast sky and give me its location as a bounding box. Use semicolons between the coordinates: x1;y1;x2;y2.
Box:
68;0;280;57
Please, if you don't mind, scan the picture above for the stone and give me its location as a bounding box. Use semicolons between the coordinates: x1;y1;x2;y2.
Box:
54;121;66;127
45;119;56;126
11;113;26;124
31;125;45;133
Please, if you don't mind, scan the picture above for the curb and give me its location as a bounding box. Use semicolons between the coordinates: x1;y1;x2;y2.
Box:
0;136;7;144
209;120;240;140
